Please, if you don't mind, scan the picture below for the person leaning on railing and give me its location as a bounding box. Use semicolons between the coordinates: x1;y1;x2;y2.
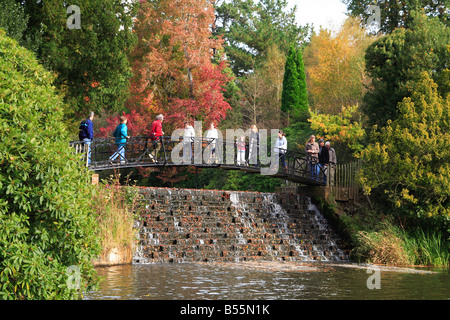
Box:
305;135;319;180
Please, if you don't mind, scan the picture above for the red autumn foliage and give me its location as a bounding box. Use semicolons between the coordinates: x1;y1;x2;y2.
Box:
98;110;154;138
127;0;232;130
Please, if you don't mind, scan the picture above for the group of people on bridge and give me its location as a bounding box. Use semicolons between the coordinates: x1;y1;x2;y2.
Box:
78;112;337;183
306;135;337;184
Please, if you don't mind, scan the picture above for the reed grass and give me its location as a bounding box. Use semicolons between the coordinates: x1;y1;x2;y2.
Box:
400;227;449;267
353;221;413;265
353;219;449;267
92;174;140;256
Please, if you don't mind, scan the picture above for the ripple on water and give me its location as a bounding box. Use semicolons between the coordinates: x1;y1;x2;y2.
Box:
85;262;450;300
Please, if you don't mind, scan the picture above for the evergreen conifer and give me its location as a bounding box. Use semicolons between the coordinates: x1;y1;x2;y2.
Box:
281;44;310;124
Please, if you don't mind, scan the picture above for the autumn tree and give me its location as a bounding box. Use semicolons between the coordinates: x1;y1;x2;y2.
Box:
238;44;286;129
129;0;232;131
304;17;376;115
309;104;366;162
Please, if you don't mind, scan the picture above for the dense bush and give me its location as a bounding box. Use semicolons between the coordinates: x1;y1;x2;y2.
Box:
0;29;100;299
360;73;449;220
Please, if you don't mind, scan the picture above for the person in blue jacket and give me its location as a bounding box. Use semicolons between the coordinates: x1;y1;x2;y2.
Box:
79;111;94;165
109;116;129;164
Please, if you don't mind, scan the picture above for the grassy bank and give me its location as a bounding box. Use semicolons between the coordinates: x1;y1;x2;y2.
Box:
316;196;449;267
91;176;141;264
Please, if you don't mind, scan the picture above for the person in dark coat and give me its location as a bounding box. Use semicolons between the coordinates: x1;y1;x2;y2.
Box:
318;139;329;184
79;111;94;165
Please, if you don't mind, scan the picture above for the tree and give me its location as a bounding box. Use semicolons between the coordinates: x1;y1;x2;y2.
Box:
98;110;154;139
343;0;449;33
240;69;268;126
309;104;366;161
304;17;376;115
238;44;286;129
129;0;232;131
360;73;449;219
0;0;28;42
18;0;137;119
0;30;100;299
281;44;309;125
294;46;309;123
363;12;450;127
214;0;309;76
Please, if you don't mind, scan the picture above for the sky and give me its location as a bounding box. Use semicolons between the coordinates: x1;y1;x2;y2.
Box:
288;0;349;32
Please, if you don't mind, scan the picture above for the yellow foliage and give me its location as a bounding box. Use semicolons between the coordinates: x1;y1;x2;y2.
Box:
360;73;450;218
309;104;366;156
304;17;378;114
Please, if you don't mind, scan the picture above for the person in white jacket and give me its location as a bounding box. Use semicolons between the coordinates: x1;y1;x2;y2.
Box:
183;121;195;163
274;130;288;172
205;123;219;163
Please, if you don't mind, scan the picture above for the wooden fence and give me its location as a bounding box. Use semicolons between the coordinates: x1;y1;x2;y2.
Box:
326;160;362;201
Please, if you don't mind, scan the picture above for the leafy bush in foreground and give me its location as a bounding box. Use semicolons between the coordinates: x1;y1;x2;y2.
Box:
0;29;100;299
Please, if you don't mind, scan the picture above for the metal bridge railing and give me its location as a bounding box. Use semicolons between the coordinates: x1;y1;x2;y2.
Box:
70;136;329;186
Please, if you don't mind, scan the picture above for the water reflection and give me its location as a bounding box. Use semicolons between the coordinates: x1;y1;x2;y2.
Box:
85;262;449;300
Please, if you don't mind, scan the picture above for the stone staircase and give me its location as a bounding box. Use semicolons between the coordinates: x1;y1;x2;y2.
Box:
133;187;348;264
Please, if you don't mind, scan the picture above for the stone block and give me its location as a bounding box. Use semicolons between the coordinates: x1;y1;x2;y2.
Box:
132;187;348;264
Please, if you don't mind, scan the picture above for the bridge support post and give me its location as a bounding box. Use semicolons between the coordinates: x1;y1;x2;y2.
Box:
297;186;333;203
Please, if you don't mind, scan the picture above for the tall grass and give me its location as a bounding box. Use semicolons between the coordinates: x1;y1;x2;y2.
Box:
400;228;449;267
352;221;413;265
352;219;449;267
92;175;141;258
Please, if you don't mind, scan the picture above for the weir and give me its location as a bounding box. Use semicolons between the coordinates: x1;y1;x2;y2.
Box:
133;187;348;264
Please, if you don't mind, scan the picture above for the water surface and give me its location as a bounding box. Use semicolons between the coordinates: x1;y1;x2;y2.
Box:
85;262;449;300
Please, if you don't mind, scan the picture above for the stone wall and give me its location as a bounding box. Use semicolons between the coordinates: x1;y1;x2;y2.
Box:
133;187;348;264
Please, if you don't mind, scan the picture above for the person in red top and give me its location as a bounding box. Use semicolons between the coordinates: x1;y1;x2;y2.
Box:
149;114;164;162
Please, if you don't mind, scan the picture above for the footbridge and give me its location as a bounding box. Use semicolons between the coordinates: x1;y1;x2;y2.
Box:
71;136;327;186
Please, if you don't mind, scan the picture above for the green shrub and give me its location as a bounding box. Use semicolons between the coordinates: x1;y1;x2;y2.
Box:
0;29;101;299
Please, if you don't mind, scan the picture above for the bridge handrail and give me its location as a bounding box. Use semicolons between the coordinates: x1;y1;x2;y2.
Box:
69;135;308;158
70;135;325;185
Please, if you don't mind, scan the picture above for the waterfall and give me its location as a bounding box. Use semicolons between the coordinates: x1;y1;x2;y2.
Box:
133;188;348;264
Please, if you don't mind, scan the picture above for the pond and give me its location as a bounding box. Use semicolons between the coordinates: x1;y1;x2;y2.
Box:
84;261;449;300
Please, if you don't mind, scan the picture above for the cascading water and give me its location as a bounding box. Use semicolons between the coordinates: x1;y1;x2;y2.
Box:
133;188;348;264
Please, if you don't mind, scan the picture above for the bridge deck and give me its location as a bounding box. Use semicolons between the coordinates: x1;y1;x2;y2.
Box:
71;136;326;186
